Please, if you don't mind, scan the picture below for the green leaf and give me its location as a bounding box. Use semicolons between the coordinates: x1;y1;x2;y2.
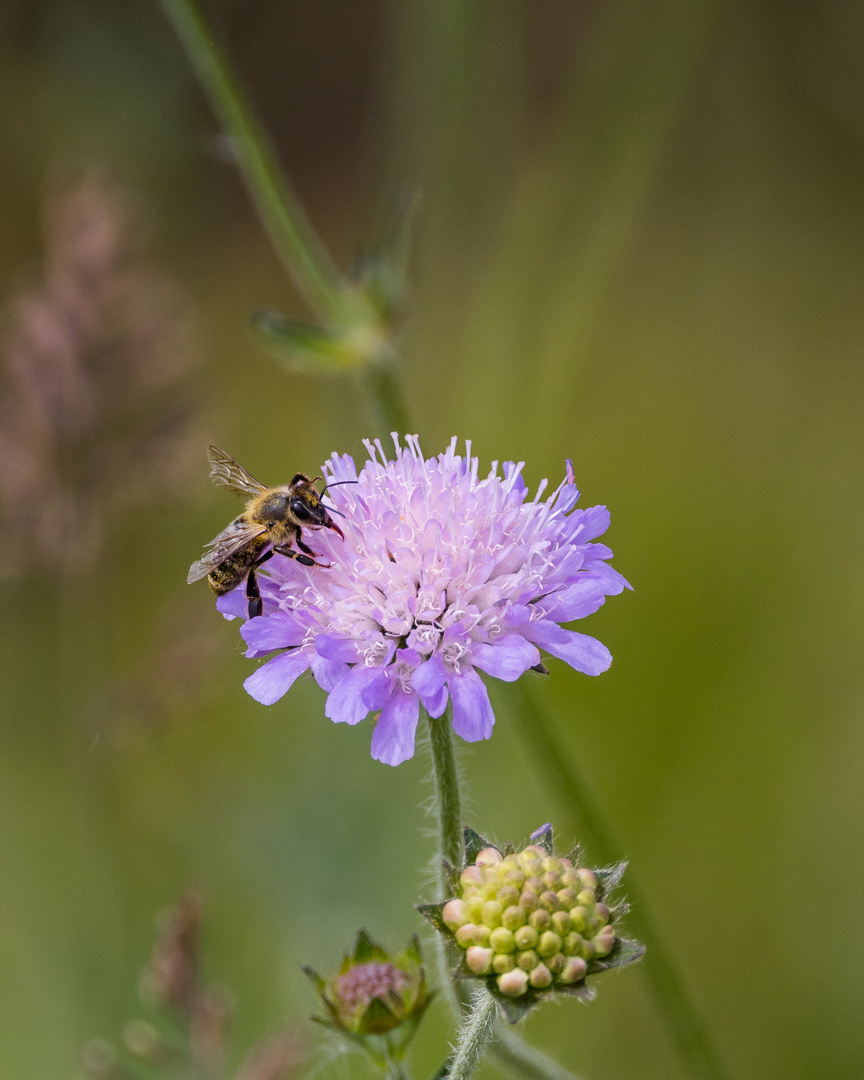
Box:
496;991;541;1025
428;1057;452;1080
442;857;462;892
251;309;355;372
301;965;326;992
463;826;495;864
587;936;646;975
416;902;448;933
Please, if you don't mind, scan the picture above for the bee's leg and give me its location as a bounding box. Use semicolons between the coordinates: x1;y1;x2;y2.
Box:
246;550;275;618
246;568;263;619
295;529;317;558
272;543;330;569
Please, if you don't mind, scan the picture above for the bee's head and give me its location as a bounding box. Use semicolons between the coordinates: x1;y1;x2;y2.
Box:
289;474;345;539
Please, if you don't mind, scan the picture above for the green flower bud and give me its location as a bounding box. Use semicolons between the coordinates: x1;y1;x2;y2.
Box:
502;905;527;931
460;866;483;888
537;931;562;958
476;847;503;866
498;885;520;907
514;925;538;951
593;926;615;958
563;932;584;956
455;924;478;948
465;947;494;975
419;826;644;1014
556;888;577;911
489;927;516;954
497;968;529;997
529;963;553;989
529;909;551;932
305;931;431;1063
547;952;566;975
442;900;468;931
481;900;503;928
569;906;590;933
471;925;491;947
551;911;571;937
493;953;516;974
483;864;503;886
517;950;540;971
559;957;587;984
465;896;484;922
539;891;560;913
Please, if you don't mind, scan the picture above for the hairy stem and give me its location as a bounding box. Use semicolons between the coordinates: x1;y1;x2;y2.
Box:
446;989;498;1080
514;687;730;1080
158;0;348;322
426;704;464;888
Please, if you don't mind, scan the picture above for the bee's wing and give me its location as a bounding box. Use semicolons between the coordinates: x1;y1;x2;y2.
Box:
187;519;268;583
207;445;267;498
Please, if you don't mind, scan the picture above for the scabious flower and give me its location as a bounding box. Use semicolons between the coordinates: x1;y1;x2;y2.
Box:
220;434;630;766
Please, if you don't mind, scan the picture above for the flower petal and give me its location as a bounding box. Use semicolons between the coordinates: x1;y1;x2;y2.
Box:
310;653;349;692
538;578;610;622
325;665;381;725
449;669;495;742
371;691;420;766
244;649;312;705
524;620;612;675
471;635;540;682
412;654;449;717
241;612;306;654
315;633;363;663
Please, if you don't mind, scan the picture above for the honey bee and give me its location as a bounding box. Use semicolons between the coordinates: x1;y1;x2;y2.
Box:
187;446;345;618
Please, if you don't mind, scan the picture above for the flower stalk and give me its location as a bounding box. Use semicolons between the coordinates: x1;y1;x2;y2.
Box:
426;704;464;890
442;988;498;1080
158;0;349;324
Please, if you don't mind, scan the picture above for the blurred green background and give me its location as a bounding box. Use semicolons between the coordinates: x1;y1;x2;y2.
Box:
1;1;863;1078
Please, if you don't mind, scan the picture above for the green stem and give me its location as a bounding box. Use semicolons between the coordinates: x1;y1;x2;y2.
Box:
514;687;730;1080
445;989;498;1080
158;0;348;322
361;356;413;438
425;704;463;889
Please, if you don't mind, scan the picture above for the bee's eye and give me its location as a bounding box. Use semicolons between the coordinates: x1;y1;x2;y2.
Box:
291;498;313;521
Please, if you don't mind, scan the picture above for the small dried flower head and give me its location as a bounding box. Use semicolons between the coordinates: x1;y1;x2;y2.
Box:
221;435;629;765
140;892;204;1016
0;174;199;577
420;826;644;1022
303;931;431;1062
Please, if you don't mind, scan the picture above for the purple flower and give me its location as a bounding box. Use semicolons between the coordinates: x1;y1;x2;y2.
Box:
220;435;630;766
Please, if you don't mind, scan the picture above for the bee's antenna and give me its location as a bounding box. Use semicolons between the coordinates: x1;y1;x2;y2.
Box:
322;503;345;518
320;479;358;498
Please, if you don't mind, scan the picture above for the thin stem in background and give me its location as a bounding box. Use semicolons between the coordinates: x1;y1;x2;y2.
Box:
513;686;731;1080
158;0;349;324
